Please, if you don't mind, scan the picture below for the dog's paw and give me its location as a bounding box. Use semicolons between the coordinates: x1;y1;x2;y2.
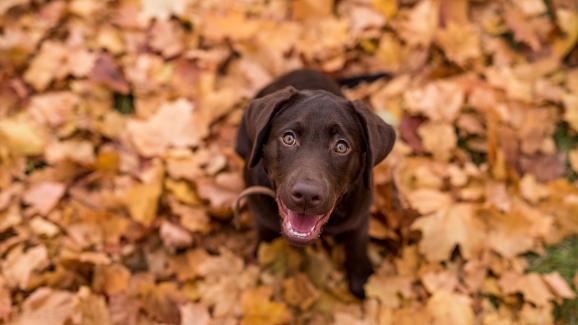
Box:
348;270;371;299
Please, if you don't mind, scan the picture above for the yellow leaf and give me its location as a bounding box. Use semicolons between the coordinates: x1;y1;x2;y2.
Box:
373;0;397;19
165;179;200;205
124;161;164;226
365;274;413;308
0;117;45;156
241;286;292;325
282;273;319;310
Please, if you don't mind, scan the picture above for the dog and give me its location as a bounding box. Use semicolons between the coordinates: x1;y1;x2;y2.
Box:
235;69;396;298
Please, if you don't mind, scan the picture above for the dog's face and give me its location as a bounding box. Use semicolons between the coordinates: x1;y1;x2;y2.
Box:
240;87;395;244
262;94;364;243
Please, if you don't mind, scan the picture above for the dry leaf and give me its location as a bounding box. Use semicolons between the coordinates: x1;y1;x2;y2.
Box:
23;182;66;216
426;291;474;325
241;286;292;325
0;116;46;156
412;204;485;262
128;99;206;157
11;288;75;325
542;272;576;299
418;122;457;161
123;161;164;226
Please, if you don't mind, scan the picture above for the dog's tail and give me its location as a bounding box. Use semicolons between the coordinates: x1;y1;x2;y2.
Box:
335;72;391;88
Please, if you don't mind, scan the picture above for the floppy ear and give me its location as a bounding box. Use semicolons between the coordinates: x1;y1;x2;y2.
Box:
235;86;300;167
351;100;396;188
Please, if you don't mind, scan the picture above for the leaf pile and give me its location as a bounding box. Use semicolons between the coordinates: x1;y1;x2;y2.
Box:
1;0;578;324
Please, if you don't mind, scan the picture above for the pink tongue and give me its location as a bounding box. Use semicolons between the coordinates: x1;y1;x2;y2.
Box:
287;210;318;233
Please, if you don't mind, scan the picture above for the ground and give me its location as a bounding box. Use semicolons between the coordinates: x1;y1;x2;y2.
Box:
1;0;578;324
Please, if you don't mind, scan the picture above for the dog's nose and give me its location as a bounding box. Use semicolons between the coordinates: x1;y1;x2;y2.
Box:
290;182;322;208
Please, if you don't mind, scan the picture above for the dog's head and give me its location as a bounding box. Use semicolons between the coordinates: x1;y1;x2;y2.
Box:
240;86;395;244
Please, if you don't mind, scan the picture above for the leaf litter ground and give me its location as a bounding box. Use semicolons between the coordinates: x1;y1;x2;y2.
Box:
1;0;578;324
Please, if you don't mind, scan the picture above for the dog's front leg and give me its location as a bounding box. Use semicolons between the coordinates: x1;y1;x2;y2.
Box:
343;220;373;298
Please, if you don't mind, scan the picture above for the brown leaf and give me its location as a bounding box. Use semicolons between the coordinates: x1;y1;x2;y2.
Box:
160;220;193;248
90;52;129;94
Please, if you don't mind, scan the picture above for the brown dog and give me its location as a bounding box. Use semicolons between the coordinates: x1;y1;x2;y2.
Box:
235;69;396;297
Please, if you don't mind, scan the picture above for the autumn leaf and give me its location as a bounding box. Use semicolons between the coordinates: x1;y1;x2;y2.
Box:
412;204;485;262
127;99;206;157
426;291;474;325
123;160;164;226
0;116;46;156
241;286;292;325
11;288;75;325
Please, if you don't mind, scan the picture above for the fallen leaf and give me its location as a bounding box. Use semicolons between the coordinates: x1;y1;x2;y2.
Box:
418;122;457;161
179;303;210;325
365;275;413;308
396;0;439;47
499;271;553;306
127;99;206;157
412;204;485;262
76;287;112;325
241;286;292;325
542;272;576;299
436;22;481;66
407;189;453;215
123;161;164;226
90;52;130;94
160;220;193;248
23;181;66;216
426;291;474;325
0;277;11;322
282;273;319;310
0;116;46;156
404;81;464;122
11;288;76;325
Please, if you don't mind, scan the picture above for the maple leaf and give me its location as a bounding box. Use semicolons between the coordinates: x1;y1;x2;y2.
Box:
426;291;474;325
403;80;464;122
412;204;485;262
395;0;439;47
127;99;206;157
436;22;481;66
241;286;292;325
23;181;66;216
11;288;76;325
139;0;188;23
499;272;553;306
179;303;211;325
418;122;457;161
123;160;164;226
0;115;46;156
365;274;413;308
23;41;68;91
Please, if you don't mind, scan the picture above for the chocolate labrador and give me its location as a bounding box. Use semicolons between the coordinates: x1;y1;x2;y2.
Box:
235;69;396;297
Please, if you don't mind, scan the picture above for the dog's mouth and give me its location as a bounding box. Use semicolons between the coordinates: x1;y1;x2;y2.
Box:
276;197;333;244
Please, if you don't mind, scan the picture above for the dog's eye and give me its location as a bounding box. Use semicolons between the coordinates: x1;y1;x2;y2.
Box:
334;140;350;154
281;132;296;146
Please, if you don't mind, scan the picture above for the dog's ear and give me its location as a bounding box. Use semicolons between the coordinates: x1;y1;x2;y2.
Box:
351;100;396;188
235;86;300;167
